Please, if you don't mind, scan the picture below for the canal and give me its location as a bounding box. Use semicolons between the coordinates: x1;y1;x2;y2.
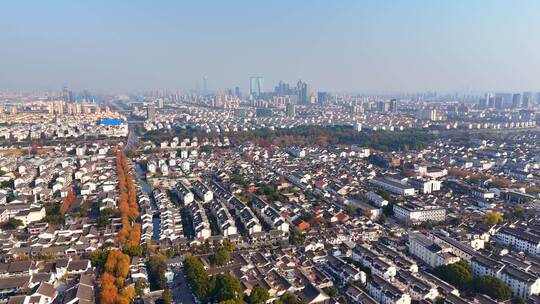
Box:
135;163;160;240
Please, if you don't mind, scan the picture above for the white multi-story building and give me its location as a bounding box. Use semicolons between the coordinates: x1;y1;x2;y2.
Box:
407;178;441;194
191;181;213;203
494;227;540;256
368;274;411;304
251;197;289;233
393;203;446;225
175;182;194;205
208;200;237;237
471;255;540;299
408;232;460;268
367;191;388;207
370;177;415;196
352;245;397;280
186;201;212;241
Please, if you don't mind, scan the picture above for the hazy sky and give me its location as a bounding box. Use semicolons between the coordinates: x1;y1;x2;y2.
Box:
1;0;540;94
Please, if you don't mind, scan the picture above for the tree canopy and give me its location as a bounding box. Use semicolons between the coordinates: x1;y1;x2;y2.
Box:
147;254;168;290
433;260;473;290
211;246;231;266
246;286;270;304
289;227;305;246
482;212;503;225
473;275;512;300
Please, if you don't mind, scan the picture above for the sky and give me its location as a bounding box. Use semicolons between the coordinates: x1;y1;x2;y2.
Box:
1;0;540;94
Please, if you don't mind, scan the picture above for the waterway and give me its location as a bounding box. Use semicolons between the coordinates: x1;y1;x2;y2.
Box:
135;163;160;240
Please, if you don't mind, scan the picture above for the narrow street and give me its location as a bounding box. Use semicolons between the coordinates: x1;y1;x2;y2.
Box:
172;269;197;304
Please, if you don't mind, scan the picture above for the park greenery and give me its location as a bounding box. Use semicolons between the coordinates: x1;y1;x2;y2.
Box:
44;203;65;224
144;125;435;152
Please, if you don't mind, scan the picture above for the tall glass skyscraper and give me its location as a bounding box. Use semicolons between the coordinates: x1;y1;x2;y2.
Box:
250;77;264;97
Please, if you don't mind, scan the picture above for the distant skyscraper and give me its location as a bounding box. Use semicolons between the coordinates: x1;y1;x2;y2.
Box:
234;86;241;98
478;97;487;109
62;84;73;103
286;102;296;118
147;104;156;121
317;92;329;104
250;77;264;97
377;100;390;112
522;96;531;108
275;81;293;96
487;95;495;109
494;96;504;109
512;93;521;108
389;99;398;112
296;80;310;104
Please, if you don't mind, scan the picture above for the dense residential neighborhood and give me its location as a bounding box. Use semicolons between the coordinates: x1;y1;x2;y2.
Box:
1;85;540;304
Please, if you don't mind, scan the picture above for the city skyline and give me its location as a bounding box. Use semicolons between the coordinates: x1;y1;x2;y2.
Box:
2;1;540;94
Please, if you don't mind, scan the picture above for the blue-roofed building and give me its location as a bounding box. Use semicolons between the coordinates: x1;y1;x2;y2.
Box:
99;119;126;126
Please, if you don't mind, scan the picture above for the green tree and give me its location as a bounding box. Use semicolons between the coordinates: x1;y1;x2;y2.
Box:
222;239;236;252
214;273;242;302
184;256;210;300
382;203;394;217
278;291;298;304
219;300;241;304
1;218;23;229
96;216;109;228
323;286;337;298
288;227;305;246
147;254;168;290
512;297;525;304
211;247;231;266
123;245;144;257
246;285;270;304
433;260;473;290
89;250;109;270
473;275;512;300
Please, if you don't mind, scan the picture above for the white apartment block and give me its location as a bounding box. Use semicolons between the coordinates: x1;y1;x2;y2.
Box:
408;232;460;269
494;227;540;256
471;255;540;299
368;274;411;304
370;177;416;196
393;203;446;225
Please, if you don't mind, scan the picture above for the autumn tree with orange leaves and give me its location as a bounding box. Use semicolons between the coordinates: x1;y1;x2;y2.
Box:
100;249;135;304
60;188;76;215
115;149;141;250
